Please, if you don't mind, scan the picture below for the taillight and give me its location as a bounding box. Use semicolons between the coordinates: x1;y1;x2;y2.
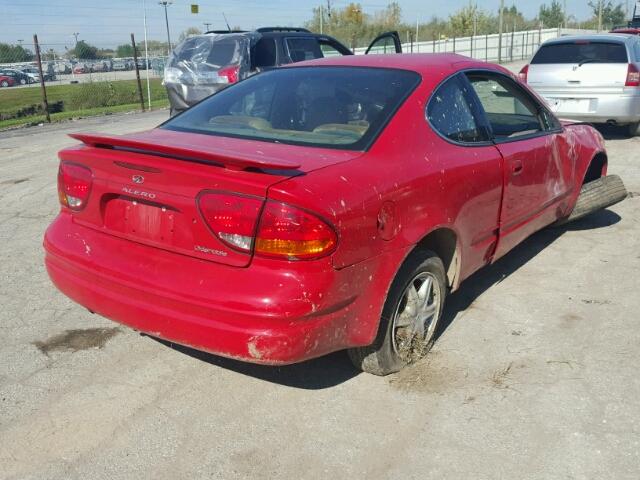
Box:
625;64;640;87
58;162;92;210
198;192;262;252
255;201;337;260
197;192;337;260
519;64;529;83
218;65;239;84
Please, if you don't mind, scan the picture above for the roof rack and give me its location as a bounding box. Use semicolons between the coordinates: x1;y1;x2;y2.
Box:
255;27;311;33
205;30;248;34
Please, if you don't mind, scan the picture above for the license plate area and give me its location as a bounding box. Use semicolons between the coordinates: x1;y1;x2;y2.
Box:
549;98;596;114
103;197;178;244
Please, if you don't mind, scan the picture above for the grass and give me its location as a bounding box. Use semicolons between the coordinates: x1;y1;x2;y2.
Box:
0;78;168;129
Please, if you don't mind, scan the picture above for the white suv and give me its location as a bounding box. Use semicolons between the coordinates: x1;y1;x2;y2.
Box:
520;34;640;136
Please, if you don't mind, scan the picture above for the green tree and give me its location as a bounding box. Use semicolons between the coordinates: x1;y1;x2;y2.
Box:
72;40;99;59
0;43;34;63
588;1;626;28
538;0;565;27
116;44;137;57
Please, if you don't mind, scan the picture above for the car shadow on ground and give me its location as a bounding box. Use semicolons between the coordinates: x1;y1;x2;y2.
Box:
149;208;621;390
436;208;622;339
593;124;633;141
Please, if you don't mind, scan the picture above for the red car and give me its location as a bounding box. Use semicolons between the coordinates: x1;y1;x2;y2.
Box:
44;54;622;375
0;75;15;87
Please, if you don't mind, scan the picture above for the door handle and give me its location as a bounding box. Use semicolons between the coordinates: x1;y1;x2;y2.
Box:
512;160;523;175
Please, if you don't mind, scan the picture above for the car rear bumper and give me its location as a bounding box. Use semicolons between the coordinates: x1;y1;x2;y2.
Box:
44;213;403;364
538;90;640;124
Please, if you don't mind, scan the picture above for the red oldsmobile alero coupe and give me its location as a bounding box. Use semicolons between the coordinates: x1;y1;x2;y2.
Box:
44;54;625;375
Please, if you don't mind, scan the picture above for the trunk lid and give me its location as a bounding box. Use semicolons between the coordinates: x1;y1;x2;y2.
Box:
528;39;630;93
61;129;361;267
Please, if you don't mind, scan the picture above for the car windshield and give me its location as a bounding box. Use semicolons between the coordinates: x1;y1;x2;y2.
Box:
162;66;420;150
532;41;628;64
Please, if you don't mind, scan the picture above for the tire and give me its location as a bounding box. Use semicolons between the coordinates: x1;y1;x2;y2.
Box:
348;250;447;376
625;122;640;137
0;81;8;88
555;175;627;226
19;78;26;85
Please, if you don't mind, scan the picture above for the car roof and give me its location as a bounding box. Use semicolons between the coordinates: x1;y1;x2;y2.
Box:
289;53;500;76
543;33;637;45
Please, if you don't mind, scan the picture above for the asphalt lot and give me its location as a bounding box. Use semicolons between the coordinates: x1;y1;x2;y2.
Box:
0;108;639;479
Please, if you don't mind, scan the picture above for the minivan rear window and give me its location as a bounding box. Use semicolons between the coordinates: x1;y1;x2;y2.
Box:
531;41;628;64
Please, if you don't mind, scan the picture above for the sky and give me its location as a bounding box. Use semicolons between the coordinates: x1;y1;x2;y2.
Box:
0;0;632;48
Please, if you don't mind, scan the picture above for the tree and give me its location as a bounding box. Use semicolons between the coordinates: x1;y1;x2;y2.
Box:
0;43;34;63
588;1;626;28
72;40;99;59
178;27;202;42
116;44;137;57
538;0;565;27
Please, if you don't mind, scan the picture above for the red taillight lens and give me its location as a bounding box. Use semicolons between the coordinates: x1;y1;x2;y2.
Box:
197;192;337;260
218;65;240;84
198;192;262;252
625;64;640;87
518;64;529;83
58;162;92;210
255;201;337;260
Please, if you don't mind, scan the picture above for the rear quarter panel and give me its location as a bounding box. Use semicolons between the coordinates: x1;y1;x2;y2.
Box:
267;72;503;282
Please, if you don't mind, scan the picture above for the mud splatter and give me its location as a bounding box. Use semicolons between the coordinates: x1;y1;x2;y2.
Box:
33;328;120;355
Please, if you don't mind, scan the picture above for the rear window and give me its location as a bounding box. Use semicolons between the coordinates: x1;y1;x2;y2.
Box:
162;66;420;150
532;41;629;64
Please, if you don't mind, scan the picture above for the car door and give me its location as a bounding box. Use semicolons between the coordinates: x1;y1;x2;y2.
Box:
464;71;570;260
426;73;504;280
365;31;402;54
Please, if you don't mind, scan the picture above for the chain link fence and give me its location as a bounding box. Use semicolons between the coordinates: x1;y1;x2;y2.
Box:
0;34;169;129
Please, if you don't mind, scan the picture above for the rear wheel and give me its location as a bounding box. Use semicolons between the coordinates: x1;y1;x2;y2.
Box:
19;78;26;85
625;122;640;137
348;250;447;376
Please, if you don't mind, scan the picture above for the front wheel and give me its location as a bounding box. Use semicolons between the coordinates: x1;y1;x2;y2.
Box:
348;250;447;376
0;81;8;88
19;78;26;85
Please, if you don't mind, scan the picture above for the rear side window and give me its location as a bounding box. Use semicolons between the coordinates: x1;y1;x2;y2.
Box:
427;75;487;143
532;41;628;64
253;38;277;68
286;37;322;62
634;41;640;61
467;74;543;139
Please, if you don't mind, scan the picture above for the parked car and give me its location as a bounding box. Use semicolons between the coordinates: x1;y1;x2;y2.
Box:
19;65;56;82
164;27;401;115
112;59;128;71
72;63;88;74
44;54;626;375
0;75;15;87
90;61;111;73
0;68;33;85
520;34;640;136
51;61;72;74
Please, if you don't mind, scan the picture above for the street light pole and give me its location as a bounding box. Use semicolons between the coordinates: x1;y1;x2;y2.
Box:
72;32;79;45
204;22;212;32
159;1;173;55
498;0;504;63
142;0;152;109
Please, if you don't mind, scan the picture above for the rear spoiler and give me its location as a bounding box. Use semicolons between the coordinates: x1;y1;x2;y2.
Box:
69;132;301;171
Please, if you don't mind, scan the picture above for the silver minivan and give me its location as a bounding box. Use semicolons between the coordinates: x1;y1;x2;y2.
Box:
520;34;640;136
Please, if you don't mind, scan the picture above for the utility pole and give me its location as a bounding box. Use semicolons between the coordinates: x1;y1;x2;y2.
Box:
598;0;603;31
159;1;173;55
72;32;79;45
142;0;151;109
204;22;212;32
319;4;323;34
498;0;504;63
563;0;567;28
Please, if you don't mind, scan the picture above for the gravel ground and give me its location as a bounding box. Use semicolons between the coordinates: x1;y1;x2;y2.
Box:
1;107;639;480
